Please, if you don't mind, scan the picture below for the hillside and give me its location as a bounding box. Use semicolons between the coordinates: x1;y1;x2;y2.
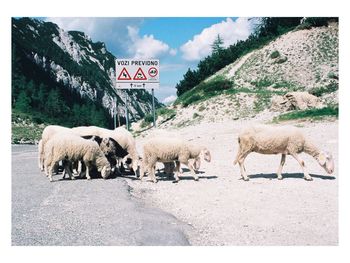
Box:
12;17;160;137
136;22;338;130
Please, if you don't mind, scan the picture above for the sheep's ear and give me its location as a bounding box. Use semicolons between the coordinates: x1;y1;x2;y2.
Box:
318;152;327;166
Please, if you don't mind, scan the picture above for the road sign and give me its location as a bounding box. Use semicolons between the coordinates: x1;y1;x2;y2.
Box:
117;67;131;80
115;59;159;89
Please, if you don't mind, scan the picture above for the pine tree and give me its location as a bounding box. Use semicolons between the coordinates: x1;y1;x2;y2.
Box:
211;34;224;54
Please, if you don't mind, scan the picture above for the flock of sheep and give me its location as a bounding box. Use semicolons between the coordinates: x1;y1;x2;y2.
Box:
38;124;335;183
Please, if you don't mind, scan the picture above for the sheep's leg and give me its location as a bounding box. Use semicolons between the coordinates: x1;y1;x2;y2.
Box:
276;154;286;180
237;153;250;181
291;153;313;181
64;163;75;180
75;161;82;176
149;164;157;183
183;159;199;181
47;163;55;182
139;160;146;181
85;162;91;180
48;169;53;182
173;161;180;182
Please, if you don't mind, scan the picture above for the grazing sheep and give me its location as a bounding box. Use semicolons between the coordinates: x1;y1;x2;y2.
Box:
44;132;111;182
72;126;139;174
140;137;211;183
233;125;335;181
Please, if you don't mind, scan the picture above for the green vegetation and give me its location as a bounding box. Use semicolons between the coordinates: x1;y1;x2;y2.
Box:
309;81;338;97
273;106;338;122
140;107;176;128
12;109;45;143
175;76;233;107
270;50;280;59
251;77;274;88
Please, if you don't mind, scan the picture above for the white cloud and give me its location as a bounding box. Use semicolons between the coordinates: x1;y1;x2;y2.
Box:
127;26;175;59
180;17;254;61
162;95;177;104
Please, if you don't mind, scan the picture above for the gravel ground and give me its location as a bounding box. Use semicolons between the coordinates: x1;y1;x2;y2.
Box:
128;119;338;245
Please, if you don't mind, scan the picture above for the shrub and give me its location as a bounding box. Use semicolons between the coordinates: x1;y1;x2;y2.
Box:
309;81;338;97
273;106;338;122
193;112;200;118
270;50;280;59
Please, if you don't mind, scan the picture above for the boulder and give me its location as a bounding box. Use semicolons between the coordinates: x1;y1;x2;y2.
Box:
271;91;324;111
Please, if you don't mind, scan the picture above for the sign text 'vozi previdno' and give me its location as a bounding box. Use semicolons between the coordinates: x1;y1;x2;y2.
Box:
115;59;159;89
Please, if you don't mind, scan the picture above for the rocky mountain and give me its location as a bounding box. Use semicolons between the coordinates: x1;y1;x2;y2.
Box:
12;17;160;128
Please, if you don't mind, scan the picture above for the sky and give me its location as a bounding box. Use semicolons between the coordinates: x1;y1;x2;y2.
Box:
43;17;254;104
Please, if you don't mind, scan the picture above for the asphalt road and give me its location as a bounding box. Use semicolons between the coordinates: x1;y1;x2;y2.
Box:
12;145;190;246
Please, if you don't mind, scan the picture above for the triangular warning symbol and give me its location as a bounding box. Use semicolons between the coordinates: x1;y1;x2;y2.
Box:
133;67;147;80
117;67;131;80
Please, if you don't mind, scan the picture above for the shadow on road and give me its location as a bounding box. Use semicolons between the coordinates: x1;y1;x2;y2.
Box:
248;172;336;180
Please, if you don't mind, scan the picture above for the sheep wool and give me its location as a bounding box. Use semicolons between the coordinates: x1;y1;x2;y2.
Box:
44;132;111;182
234;124;334;181
140;137;211;183
72;126;139;173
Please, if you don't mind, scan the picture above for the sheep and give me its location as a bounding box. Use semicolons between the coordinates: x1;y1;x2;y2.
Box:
44;132;111;182
72;126;139;174
140;137;211;183
233;125;335;181
39;125;74;172
146;129;201;176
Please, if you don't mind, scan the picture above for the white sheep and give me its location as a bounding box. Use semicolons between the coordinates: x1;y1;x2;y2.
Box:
140;137;211;183
146;129;201;176
72;126;139;174
39;125;74;171
233;125;335;181
44;132;111;182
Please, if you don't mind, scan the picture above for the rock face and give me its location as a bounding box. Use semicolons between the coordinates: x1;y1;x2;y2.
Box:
271;92;324;112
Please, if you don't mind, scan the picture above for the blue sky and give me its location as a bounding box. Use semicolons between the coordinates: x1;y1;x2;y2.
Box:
44;17;254;103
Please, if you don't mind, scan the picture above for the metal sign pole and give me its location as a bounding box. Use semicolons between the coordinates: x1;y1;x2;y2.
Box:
125;90;129;131
113;97;117;129
152;88;156;127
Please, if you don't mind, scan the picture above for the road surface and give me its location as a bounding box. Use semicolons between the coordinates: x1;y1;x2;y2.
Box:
12;145;190;246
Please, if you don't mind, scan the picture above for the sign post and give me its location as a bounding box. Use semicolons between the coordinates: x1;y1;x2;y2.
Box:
152;88;156;127
113;98;117;129
115;59;159;130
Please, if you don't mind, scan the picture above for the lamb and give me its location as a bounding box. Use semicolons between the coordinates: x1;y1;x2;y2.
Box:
140;137;211;183
146;129;201;176
72;126;138;174
44;132;111;182
233;125;335;181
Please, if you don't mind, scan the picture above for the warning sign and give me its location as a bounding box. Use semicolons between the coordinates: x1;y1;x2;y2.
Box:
133;68;147;80
117;67;131;80
115;59;159;89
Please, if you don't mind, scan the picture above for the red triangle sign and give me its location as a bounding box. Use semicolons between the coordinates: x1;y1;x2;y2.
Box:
117;67;132;80
133;67;147;80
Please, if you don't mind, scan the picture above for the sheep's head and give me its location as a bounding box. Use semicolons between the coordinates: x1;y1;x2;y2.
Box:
317;151;334;174
201;148;211;162
100;164;111;179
